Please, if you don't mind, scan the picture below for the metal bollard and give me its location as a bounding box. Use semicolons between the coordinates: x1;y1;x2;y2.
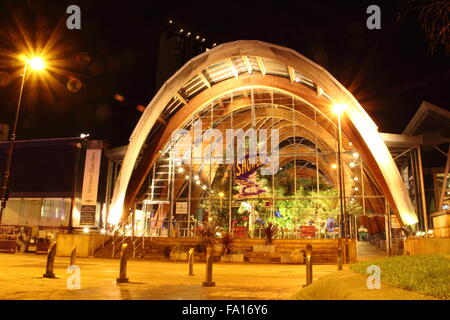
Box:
202;247;215;287
70;246;77;266
303;244;313;287
337;246;343;270
43;242;57;278
116;243;129;283
188;248;195;276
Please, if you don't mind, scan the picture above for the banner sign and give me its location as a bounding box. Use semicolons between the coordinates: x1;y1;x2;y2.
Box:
233;154;268;198
80;148;102;226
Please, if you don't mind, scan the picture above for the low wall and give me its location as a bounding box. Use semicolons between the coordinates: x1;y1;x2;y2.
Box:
431;210;450;238
56;233;94;258
148;237;357;264
404;238;450;255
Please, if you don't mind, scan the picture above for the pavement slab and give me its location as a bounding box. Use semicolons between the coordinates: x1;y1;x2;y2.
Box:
0;253;340;300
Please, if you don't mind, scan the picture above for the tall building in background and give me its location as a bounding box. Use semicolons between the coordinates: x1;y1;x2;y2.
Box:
0;124;9;141
156;19;217;90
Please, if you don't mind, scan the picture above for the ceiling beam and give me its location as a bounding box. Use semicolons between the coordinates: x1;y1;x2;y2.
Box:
256;57;266;77
242;56;253;74
228;58;239;79
316;86;323;97
198;72;211;88
175;92;188;105
288;66;295;83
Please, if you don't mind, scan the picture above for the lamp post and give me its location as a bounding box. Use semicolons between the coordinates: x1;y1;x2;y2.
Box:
332;103;349;263
0;56;45;224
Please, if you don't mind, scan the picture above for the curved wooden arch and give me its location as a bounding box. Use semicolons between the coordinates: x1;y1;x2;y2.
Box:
109;40;418;227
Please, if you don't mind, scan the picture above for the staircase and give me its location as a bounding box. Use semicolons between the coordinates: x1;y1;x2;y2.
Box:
93;237;169;260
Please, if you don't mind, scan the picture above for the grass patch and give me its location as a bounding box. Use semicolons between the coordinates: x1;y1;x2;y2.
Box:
350;254;450;299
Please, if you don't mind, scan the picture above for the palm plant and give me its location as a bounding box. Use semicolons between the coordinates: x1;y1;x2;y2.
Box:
264;222;278;245
221;231;234;255
197;221;220;247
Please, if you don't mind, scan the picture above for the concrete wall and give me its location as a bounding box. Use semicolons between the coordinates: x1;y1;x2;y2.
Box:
404;238;450;255
432;210;450;238
147;237;357;264
56;233;94;258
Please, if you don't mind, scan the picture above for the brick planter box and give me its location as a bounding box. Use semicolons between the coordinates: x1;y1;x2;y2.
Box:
169;251;188;261
220;253;244;262
253;244;275;253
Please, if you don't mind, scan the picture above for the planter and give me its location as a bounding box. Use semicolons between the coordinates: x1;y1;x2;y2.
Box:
212;244;223;255
253;244;275;253
280;252;305;264
220;253;244;263
169;251;188;261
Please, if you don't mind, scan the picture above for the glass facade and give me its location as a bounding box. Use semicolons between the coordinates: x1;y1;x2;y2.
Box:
131;88;387;239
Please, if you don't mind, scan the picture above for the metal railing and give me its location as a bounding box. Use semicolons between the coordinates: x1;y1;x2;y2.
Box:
111;227;129;258
90;232;110;257
132;230;149;259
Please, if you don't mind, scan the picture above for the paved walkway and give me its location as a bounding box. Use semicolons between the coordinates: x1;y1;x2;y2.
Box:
295;270;437;300
357;241;386;261
0;253;341;300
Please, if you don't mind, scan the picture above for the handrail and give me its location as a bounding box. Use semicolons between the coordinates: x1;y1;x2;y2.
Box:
132;230;149;258
132;237;142;259
111;226;129;258
111;228;121;258
90;232;109;257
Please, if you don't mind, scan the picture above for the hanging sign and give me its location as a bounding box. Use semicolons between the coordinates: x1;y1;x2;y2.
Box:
233;154;268;198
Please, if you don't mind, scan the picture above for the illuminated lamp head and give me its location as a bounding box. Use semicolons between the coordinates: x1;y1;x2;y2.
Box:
332;103;347;115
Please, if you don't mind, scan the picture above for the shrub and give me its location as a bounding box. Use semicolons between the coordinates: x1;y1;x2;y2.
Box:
291;249;306;264
194;243;206;253
350;254;450;299
162;246;171;258
221;232;234;255
171;243;186;253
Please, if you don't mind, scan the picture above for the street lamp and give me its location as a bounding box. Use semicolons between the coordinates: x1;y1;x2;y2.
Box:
0;55;46;224
332;103;349;263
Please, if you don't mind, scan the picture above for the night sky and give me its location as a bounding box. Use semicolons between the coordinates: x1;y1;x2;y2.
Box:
0;0;448;147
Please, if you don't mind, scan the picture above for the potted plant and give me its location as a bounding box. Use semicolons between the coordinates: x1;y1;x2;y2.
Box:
220;232;244;262
253;222;278;253
196;221;221;255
